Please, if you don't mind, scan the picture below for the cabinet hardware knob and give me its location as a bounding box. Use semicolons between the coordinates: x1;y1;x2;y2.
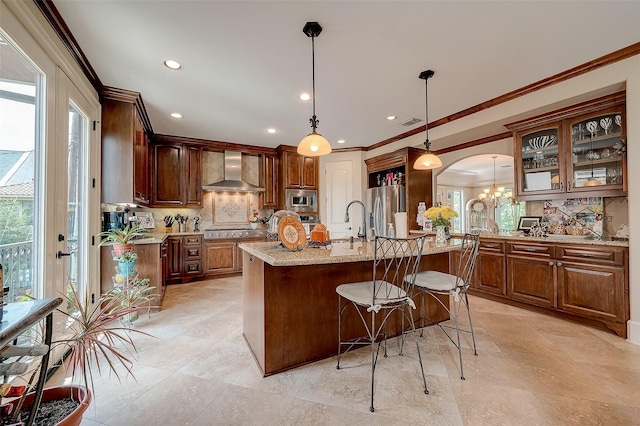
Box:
560;182;564;191
485;244;496;248
548;261;554;266
525;248;536;252
557;261;563;266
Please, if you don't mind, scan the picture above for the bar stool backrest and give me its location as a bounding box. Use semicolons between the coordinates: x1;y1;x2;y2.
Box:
373;235;427;304
455;233;481;291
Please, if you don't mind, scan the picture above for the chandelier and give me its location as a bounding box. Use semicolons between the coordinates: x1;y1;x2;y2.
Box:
478;156;514;209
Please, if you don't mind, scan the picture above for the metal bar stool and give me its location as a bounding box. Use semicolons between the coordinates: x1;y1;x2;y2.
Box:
336;235;428;412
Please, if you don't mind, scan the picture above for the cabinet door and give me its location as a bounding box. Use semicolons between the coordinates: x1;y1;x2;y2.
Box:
152;143;183;206
301;156;317;189
476;252;506;295
284;151;302;188
133;112;150;205
515;122;564;199
203;242;237;275
160;240;168;292
184;145;202;207
167;236;183;281
565;107;626;196
507;255;556;308
557;261;625;322
260;154;278;208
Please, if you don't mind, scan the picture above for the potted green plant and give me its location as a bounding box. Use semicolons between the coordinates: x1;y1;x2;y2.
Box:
116;251;138;276
97;223;146;256
3;283;154;425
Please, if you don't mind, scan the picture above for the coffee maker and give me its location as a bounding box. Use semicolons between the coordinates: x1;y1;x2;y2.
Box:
102;211;129;232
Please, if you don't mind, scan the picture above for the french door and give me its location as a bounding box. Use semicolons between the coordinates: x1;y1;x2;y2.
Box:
53;70;100;303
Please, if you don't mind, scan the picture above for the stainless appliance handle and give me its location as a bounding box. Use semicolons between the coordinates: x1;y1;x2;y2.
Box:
373;195;383;237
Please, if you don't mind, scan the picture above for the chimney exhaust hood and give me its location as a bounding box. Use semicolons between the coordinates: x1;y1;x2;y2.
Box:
202;151;265;192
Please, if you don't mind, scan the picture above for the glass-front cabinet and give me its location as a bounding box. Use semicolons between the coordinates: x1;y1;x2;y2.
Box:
509;92;626;200
568;107;625;192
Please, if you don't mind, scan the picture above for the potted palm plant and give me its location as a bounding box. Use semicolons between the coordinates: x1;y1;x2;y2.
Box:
97;223;146;256
2;283;155;425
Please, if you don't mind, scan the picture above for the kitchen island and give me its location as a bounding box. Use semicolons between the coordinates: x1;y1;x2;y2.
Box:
239;238;462;376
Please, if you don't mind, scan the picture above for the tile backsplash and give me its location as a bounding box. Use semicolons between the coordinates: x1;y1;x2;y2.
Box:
527;196;627;239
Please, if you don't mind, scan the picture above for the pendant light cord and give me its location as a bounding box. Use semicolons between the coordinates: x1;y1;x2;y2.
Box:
310;35;318;131
420;70;435;151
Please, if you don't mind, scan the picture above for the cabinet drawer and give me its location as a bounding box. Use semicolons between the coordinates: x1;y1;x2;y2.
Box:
556;245;624;266
184;260;202;276
184;235;202;245
185;246;201;260
480;240;505;253
507;242;553;257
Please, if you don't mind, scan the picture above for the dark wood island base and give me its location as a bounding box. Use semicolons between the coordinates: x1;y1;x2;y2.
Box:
241;243;454;376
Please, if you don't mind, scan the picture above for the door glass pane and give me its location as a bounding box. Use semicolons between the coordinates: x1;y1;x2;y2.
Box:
66;101;88;297
0;31;41;300
570;113;624;188
521;129;559;192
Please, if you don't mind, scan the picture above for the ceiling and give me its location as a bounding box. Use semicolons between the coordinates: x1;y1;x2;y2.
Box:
437;154;513;188
52;1;640;153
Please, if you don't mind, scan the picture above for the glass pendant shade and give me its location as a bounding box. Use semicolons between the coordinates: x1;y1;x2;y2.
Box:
298;130;332;156
413;152;442;170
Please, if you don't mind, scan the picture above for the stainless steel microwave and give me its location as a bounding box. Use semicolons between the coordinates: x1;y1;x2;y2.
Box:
285;189;318;212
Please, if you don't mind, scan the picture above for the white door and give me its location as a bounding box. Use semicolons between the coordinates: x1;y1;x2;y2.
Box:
53;69;101;303
325;160;354;239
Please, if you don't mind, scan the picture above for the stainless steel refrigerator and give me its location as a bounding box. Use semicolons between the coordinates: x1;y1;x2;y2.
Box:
367;185;406;237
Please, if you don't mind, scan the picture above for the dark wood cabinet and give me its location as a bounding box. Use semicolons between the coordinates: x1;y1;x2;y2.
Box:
470;239;629;337
259;154;278;209
277;146;318;192
184;146;202;208
167;236;183;282
556;245;626;325
183;235;203;276
203;241;238;275
152;143;183;206
507;255;556;308
475;240;506;295
101;88;151;206
507;92;626;200
150;141;202;207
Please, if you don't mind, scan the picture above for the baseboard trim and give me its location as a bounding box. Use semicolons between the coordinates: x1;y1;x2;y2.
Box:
627;320;640;346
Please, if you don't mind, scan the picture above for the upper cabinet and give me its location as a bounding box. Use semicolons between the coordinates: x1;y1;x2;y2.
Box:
507;92;626;200
150;137;202;208
259;154;278;209
101;87;152;206
277;146;318;190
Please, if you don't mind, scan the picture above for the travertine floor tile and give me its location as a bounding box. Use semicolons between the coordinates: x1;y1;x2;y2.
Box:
47;278;638;426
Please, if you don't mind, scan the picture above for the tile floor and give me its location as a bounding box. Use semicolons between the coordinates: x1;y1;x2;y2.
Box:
50;276;640;425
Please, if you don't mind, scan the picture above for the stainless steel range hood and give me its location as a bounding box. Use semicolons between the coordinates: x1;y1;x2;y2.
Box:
202;151;265;192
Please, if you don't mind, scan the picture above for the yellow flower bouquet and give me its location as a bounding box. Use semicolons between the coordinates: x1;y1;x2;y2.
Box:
423;205;458;227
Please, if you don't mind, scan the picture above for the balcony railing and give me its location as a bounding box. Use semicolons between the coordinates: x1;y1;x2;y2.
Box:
0;240;33;302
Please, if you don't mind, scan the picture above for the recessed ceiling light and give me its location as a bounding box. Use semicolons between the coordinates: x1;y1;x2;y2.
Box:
299;93;311;101
170;113;183;119
386;115;397;120
164;60;182;70
337;139;345;144
266;128;278;134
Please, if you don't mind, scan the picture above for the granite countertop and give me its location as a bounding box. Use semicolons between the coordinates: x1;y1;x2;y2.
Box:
239;238;462;267
408;230;628;247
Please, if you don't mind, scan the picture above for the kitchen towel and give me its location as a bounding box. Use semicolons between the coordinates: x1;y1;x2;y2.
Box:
394;212;408;238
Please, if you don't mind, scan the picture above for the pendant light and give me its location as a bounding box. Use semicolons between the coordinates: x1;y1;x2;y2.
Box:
297;22;332;157
583;136;602;187
413;70;442;170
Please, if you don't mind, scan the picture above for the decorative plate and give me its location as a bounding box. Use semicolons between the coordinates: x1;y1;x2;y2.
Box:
278;217;307;251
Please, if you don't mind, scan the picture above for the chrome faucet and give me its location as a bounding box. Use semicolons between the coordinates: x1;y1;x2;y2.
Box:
344;200;367;241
